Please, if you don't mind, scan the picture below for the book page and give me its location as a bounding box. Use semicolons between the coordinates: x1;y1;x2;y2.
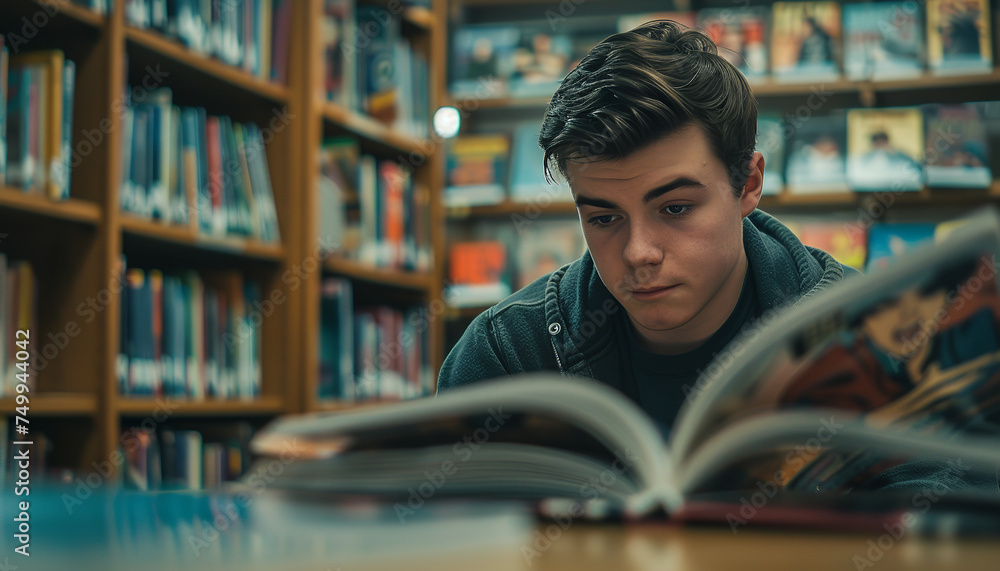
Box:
670;210;1000;490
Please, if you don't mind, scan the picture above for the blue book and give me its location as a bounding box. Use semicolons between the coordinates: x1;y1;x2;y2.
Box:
866;223;937;272
843;2;923;80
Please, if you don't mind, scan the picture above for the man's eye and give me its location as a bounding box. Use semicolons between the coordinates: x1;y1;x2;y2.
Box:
664;205;691;216
588;215;618;226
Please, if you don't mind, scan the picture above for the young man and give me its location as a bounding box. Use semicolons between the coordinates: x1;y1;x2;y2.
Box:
437;21;856;428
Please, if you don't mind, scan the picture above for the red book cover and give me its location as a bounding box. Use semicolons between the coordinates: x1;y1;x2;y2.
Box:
205;117;222;233
380;162;404;268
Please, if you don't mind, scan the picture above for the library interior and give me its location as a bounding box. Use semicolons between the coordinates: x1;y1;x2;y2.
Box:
1;0;1000;569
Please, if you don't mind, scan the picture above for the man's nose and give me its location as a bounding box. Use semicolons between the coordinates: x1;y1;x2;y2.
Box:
622;219;664;269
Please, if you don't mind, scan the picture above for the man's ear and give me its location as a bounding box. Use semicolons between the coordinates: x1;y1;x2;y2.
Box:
740;151;765;218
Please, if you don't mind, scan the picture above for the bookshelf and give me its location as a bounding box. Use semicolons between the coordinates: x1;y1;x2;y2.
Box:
440;0;1000;351
0;0;448;482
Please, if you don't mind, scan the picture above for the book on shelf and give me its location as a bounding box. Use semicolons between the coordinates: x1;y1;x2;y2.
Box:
513;219;586;290
0;36;7;182
318;137;361;256
1;256;37;398
352;305;433;402
118;263;262;400
780;216;867;270
121;422;254;491
124;0;284;82
846;107;924;191
119;88;280;243
5;49;75;200
843;2;924;81
445;240;511;308
509;121;571;203
319;277;354;401
785;111;849;194
355;4;400;125
444;134;509;208
449;25;520;98
323;0;356;109
251;209;1000;520
336;152;430;271
449;19;610;101
865;222;939;272
696;7;770;81
757;114;785;196
924;103;992;188
926;0;992;75
770;2;842;82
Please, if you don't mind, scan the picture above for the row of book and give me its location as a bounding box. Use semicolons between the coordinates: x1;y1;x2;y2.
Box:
446;101;1000;207
123;0;291;83
759;102;997;194
121;423;253;491
323;2;431;138
450;0;994;98
117;262;263;400
445;218;585;308
1;46;76;199
443;218;968;309
0;256;36;397
119;87;281;243
319;278;434;402
318;138;432;271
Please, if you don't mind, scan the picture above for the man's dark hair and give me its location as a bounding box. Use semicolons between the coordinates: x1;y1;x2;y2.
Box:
539;20;758;195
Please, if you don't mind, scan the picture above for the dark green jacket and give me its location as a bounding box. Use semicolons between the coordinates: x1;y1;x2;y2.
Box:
438;209;854;393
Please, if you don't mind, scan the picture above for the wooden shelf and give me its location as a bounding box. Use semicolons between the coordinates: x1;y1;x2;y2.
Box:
321;102;431;156
116;395;285;416
447;199;577;219
124;26;290;103
0;393;98;416
120;215;285;262
761;182;1000;209
0;186;102;225
323;256;433;291
860;69;1000;93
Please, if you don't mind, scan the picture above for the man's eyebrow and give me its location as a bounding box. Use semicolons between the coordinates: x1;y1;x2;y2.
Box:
574;177;705;209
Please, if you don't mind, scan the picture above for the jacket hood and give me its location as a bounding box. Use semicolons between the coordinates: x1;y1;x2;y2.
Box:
542;209;851;377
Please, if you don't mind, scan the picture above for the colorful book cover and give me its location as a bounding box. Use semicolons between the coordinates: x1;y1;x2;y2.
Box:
865;222;937;272
696;8;770;80
783;218;867;270
786;111;849;193
446;241;512;307
509;121;571;203
927;0;992;73
508;26;574;98
924;103;991;188
514;219;586;289
846;107;924;191
843;2;923;80
445;134;509;207
757;115;785;196
449;25;520;97
771;2;842;81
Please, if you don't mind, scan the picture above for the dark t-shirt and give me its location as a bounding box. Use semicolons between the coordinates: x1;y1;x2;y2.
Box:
617;268;760;434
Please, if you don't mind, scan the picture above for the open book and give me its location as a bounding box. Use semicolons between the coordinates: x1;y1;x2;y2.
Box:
251;209;1000;518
